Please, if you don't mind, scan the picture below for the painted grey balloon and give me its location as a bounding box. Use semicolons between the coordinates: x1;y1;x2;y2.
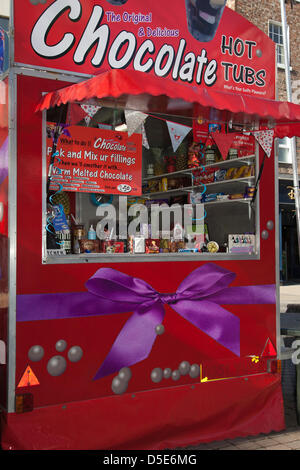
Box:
155;324;165;336
55;340;67;352
171;370;181;381
151;367;163;383
179;361;190;376
28;345;44;362
111;376;128;395
30;0;39;4
261;230;269;240
266;220;274;231
67;346;83;363
47;356;67;376
256;49;262;58
118;367;132;382
189;364;200;378
163;368;172;379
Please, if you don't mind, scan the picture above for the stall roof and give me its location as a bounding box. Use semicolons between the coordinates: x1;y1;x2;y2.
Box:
36;69;300;137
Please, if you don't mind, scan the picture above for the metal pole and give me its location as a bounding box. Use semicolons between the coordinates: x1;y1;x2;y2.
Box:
279;0;300;263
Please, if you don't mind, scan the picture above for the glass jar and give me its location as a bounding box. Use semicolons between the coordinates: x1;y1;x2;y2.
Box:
228;148;238;160
205;147;215;165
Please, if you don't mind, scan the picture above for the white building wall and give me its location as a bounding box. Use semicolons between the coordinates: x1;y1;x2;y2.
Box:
0;0;10;18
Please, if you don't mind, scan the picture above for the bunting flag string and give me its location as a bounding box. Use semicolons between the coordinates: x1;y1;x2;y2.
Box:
66;104;277;158
251;129;274;158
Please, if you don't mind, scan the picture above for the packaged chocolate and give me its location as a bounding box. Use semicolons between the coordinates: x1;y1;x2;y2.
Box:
134;237;145;254
233;166;248;179
79;239;100;253
178;248;198;253
169;239;177;253
176;240;186;250
160;239;169;250
102;241;124;254
229;193;245;200
145;239;160;253
189;191;204;204
244;186;256;198
225;167;236;180
214;169;227;181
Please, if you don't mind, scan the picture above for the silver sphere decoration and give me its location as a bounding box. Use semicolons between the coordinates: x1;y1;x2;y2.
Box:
171;370;181;381
67;346;83;363
256;49;262;58
111;376;128;395
28;345;44;362
118;367;132;382
266;220;274;231
55;340;67;352
155;324;165;336
163;368;172;379
179;361;190;376
189;364;200;378
47;356;67;376
151;367;163;383
261;230;269;240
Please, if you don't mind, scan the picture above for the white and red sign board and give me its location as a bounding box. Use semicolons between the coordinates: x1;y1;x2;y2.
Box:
47;124;142;196
13;1;276;99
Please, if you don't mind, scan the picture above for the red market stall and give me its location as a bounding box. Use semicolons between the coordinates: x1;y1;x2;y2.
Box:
2;0;300;450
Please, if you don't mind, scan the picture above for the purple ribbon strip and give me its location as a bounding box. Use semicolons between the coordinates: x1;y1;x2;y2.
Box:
17;263;275;380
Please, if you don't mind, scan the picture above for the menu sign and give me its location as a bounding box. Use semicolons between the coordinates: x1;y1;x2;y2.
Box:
47;124;142;196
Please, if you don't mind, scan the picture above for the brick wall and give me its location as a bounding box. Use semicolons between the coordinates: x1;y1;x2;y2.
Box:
229;0;300;174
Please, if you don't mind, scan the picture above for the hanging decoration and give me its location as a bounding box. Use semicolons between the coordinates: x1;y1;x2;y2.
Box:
80;104;101;125
66;103;88;125
211;131;237;160
166;121;192;152
124;110;148;136
251;129;274;157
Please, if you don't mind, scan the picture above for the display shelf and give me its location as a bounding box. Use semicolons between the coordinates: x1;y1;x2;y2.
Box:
202;197;252;206
142;154;255;182
44;251;259;265
143;176;255;198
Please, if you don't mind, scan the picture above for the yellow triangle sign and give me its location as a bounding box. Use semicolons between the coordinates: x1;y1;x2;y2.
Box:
17;365;40;387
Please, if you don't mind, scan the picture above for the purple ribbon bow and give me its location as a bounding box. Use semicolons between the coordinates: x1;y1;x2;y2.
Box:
17;263;276;380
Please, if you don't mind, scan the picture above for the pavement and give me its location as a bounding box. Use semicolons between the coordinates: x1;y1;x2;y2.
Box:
182;283;300;451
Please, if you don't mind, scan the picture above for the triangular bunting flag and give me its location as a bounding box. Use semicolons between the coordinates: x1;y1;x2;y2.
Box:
211;131;237;160
17;365;40;387
66;103;88;126
81;104;101;119
80;104;101;126
166;121;192;152
261;338;277;357
252;129;274;157
125;110;148;136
